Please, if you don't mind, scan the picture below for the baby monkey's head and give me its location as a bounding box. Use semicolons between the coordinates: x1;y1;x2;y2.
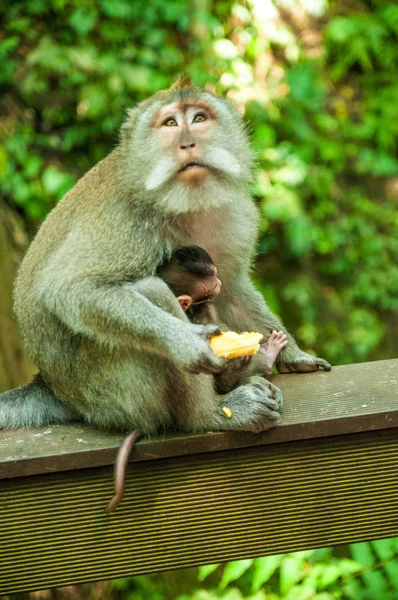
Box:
158;246;222;313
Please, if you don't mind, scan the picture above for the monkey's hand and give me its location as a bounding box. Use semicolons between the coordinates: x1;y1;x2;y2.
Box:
171;323;226;375
276;347;331;374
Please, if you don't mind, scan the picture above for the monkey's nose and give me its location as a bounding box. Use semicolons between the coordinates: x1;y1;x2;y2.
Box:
180;141;196;150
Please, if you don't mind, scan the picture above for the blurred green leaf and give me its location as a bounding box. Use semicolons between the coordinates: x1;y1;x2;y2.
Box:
198;564;220;582
251;555;282;592
384;560;398;593
79;84;109;118
280;556;305;595
350;542;375;567
69;9;97;36
371;538;396;561
327;17;358;43
42;166;75;198
23;155;42;179
220;560;254;589
99;0;134;18
286;63;325;110
361;570;389;600
0;147;9;179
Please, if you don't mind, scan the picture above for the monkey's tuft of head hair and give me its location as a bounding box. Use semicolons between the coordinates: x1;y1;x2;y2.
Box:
170;74;193;91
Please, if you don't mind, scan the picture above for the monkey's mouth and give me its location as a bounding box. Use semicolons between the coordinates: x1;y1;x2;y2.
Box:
178;161;207;173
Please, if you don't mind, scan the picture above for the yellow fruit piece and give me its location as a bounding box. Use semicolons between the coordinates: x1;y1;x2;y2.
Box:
223;406;233;418
210;331;263;360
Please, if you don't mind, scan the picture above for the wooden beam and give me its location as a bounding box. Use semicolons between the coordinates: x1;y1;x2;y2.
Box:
0;359;397;594
1;359;397;479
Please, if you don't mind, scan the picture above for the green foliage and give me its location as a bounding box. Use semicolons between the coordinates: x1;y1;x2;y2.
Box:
239;0;398;365
220;560;254;589
1;0;396;362
0;0;215;218
114;539;398;599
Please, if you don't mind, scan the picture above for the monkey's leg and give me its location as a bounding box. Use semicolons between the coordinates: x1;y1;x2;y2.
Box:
214;354;265;394
0;373;80;429
177;372;282;434
214;357;246;394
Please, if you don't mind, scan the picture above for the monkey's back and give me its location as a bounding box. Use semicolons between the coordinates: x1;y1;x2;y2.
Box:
14;151;122;365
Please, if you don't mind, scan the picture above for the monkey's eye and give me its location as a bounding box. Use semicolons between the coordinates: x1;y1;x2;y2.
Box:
192;114;206;124
163;118;178;127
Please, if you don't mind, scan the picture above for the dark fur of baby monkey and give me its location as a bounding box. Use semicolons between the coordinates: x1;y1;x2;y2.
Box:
158;245;221;323
0;75;331;512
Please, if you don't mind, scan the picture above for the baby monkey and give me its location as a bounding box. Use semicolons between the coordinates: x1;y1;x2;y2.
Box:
107;247;287;513
158;246;288;391
157;246;222;325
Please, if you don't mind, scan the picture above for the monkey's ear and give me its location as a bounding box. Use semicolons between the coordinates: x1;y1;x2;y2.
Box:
170;74;192;91
119;108;137;142
177;295;193;312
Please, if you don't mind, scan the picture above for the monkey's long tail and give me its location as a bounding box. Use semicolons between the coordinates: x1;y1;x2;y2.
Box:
106;431;142;514
0;373;78;429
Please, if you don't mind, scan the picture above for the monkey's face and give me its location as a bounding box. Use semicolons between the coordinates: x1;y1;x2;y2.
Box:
121;85;253;214
192;270;222;303
148;101;230;189
177;271;222;313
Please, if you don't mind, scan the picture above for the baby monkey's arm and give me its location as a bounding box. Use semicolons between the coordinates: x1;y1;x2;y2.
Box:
214;330;287;394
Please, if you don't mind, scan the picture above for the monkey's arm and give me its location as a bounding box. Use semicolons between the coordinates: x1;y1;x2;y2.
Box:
40;272;224;375
215;332;288;393
216;276;331;373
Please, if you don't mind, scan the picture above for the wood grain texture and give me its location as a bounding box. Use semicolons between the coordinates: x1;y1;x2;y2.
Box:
0;429;397;594
0;359;397;594
0;359;397;479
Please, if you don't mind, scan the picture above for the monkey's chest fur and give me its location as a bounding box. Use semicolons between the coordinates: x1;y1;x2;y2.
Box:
166;203;254;280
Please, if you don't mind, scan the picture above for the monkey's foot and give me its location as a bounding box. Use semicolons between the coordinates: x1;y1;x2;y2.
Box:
260;330;288;373
220;376;282;433
277;348;332;373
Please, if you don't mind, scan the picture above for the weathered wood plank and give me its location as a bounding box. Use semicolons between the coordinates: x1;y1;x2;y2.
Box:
0;429;397;594
0;359;397;479
0;359;397;594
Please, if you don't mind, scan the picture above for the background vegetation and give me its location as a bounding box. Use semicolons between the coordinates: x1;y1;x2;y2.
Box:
0;0;397;598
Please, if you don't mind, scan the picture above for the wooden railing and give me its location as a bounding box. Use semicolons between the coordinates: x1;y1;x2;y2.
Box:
1;359;397;595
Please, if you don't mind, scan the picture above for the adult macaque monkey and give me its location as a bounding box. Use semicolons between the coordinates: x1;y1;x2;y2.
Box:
0;76;331;435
